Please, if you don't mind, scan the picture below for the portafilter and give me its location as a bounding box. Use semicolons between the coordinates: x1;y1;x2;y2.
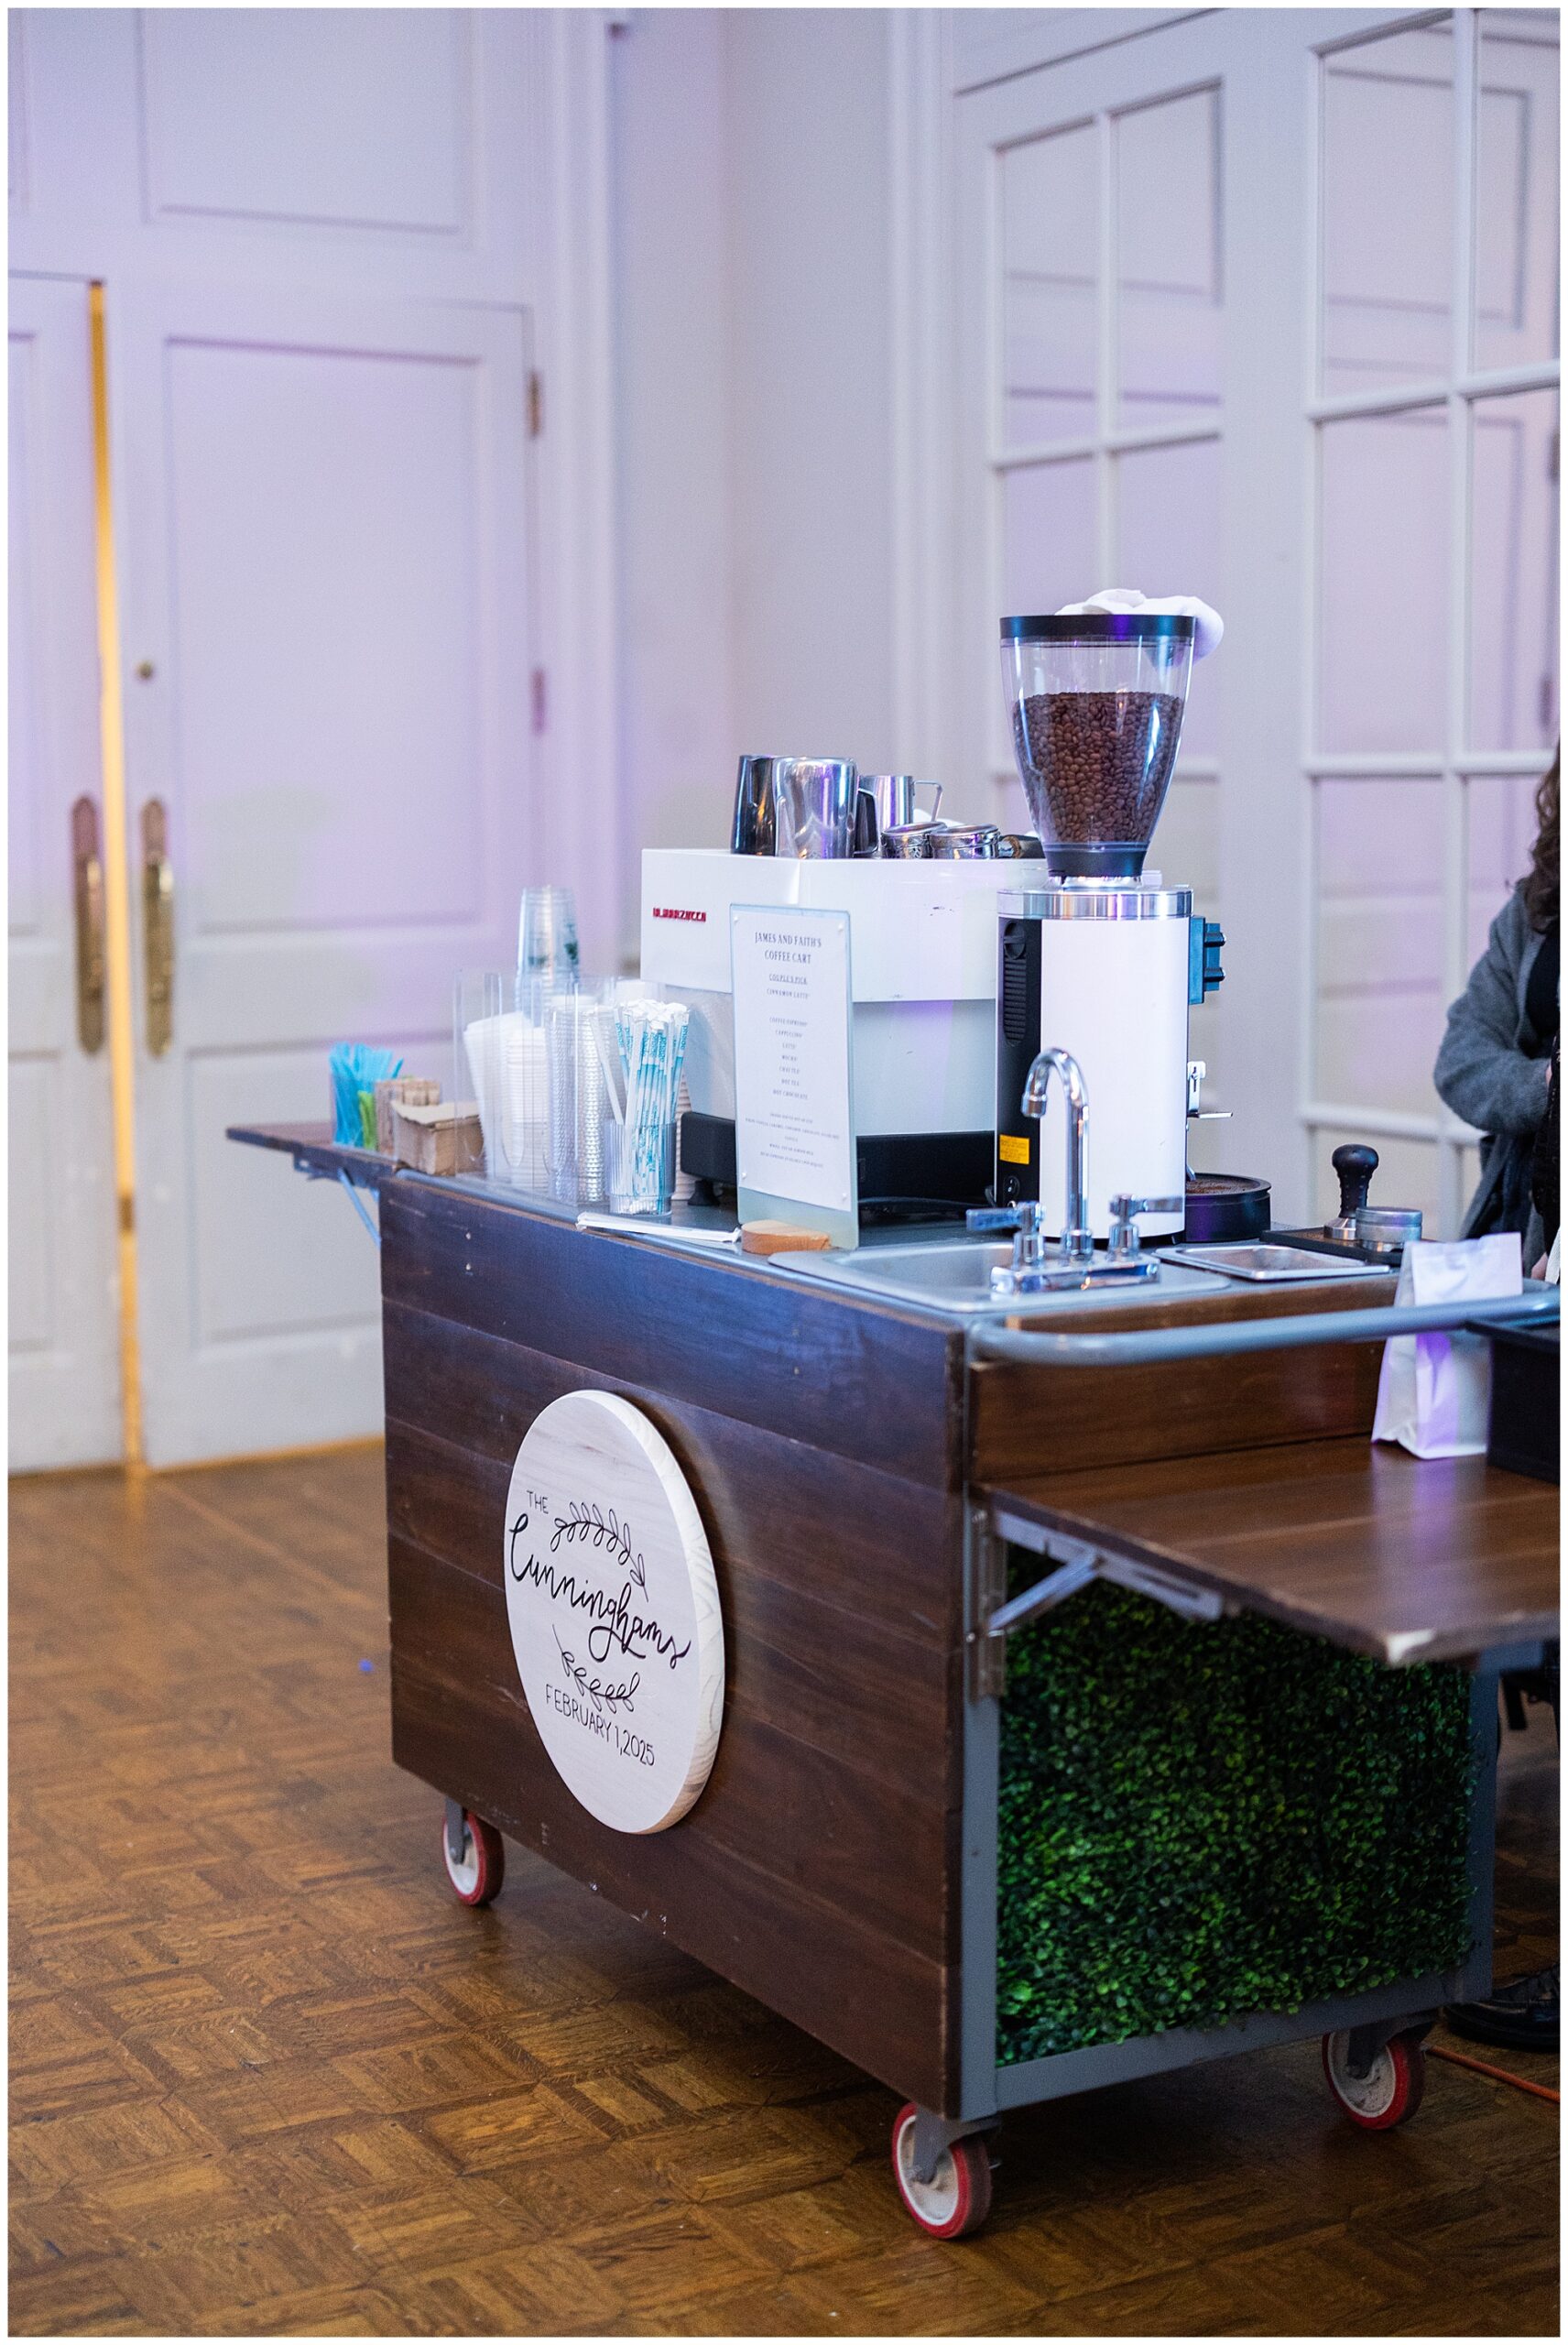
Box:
855;775;945;854
923;823;1004;859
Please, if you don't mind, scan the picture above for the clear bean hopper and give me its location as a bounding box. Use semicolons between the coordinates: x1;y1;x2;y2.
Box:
1000;612;1196;880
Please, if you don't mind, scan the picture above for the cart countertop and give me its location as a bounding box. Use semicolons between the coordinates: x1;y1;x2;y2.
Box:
232;1119;1559;1670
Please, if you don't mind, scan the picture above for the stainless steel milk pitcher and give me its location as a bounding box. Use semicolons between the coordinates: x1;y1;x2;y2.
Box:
771;758;859;859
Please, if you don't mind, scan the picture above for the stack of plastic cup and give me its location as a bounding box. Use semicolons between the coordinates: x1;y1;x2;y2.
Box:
517;886;580;1021
546;983;617;1205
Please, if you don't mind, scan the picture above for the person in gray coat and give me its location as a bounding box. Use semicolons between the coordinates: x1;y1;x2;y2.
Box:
1433;754;1558;1265
1436;753;1557;2056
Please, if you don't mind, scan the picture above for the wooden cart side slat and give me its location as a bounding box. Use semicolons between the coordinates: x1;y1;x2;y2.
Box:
380;1300;964;1647
1001;1279;1399;1337
385;1416;960;1798
379;1180;967;1491
968;1281;1396;1483
390;1549;956;2110
391;1536;954;1958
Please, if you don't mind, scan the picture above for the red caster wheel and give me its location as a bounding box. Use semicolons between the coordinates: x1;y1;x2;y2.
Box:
890;2103;994;2238
441;1806;505;1907
1322;2027;1426;2130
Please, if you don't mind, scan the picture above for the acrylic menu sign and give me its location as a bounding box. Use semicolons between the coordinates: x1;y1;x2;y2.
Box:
730;904;858;1250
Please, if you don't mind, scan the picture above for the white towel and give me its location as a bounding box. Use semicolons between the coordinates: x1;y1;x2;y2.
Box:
1055;586;1224;660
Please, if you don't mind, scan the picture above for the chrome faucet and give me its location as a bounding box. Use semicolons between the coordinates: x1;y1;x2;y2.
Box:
1021;1047;1094;1267
970;1045;1164;1292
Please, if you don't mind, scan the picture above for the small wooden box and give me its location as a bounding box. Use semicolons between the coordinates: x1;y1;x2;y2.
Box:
375;1076;440;1155
391;1099;483;1178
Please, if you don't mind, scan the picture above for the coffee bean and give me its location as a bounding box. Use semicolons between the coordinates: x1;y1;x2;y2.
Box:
1013;691;1184;846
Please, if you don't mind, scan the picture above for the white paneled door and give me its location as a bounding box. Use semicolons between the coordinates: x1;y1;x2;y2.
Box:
953;6;1560;1227
10;6;609;1473
8;277;123;1470
111;287;535;1466
1305;7;1559;1236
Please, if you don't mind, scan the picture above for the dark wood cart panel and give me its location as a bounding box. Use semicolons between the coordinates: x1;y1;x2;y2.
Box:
970;1275;1397;1482
380;1181;965;1489
382;1301;964;1649
386;1419;954;1785
389;1537;952;1950
378;1184;971;2113
390;1554;958;2108
980;1438;1559;1663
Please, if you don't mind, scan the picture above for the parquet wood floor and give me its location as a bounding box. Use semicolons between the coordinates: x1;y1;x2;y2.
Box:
9;1450;1559;2338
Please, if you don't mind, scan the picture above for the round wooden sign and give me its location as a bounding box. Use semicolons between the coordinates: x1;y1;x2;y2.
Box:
503;1391;724;1834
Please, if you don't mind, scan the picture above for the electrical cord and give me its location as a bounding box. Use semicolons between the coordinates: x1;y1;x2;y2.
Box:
1428;2041;1560;2105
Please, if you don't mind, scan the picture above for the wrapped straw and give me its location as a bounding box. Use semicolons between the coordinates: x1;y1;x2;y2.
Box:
610;1000;689;1214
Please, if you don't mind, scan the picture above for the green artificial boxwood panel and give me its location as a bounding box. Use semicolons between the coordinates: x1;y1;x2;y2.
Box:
996;1579;1475;2066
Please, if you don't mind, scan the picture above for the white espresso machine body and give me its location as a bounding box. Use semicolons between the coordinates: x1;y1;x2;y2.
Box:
640;848;1023;1136
996;883;1194;1239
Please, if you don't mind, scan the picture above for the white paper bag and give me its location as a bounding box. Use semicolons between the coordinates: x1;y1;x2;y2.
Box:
1372;1234;1523;1458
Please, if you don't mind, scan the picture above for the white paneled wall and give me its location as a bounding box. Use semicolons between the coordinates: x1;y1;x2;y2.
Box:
608;10;1225;970
725;11;900;784
610;7;909;961
608;14;733;960
138;10;474;234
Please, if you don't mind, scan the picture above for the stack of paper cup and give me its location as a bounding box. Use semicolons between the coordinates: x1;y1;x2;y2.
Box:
464;1011;549;1190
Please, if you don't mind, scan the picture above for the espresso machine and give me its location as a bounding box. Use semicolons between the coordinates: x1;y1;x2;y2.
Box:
641;760;1032;1210
992;610;1225;1240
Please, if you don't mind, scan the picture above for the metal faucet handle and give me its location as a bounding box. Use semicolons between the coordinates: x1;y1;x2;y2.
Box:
966;1204;1034;1234
1106;1194;1185;1259
1184;1061;1230;1123
973;1198;1053;1292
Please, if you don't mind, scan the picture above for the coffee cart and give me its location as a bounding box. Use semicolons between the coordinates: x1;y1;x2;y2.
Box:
231;1124;1558;2238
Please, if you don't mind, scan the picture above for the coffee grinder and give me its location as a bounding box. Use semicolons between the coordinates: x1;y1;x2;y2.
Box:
994;610;1225;1238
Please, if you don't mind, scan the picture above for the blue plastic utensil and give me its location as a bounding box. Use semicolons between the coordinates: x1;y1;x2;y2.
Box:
329;1042;404;1146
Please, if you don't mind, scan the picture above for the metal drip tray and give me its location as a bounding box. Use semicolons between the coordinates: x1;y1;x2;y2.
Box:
781;1239;1228;1317
1159;1242;1390;1284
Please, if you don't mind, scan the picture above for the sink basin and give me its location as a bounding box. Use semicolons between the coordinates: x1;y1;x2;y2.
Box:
780;1238;1229;1316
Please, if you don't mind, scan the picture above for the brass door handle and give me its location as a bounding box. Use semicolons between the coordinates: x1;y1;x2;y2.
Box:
141;798;174;1057
71;796;106;1053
